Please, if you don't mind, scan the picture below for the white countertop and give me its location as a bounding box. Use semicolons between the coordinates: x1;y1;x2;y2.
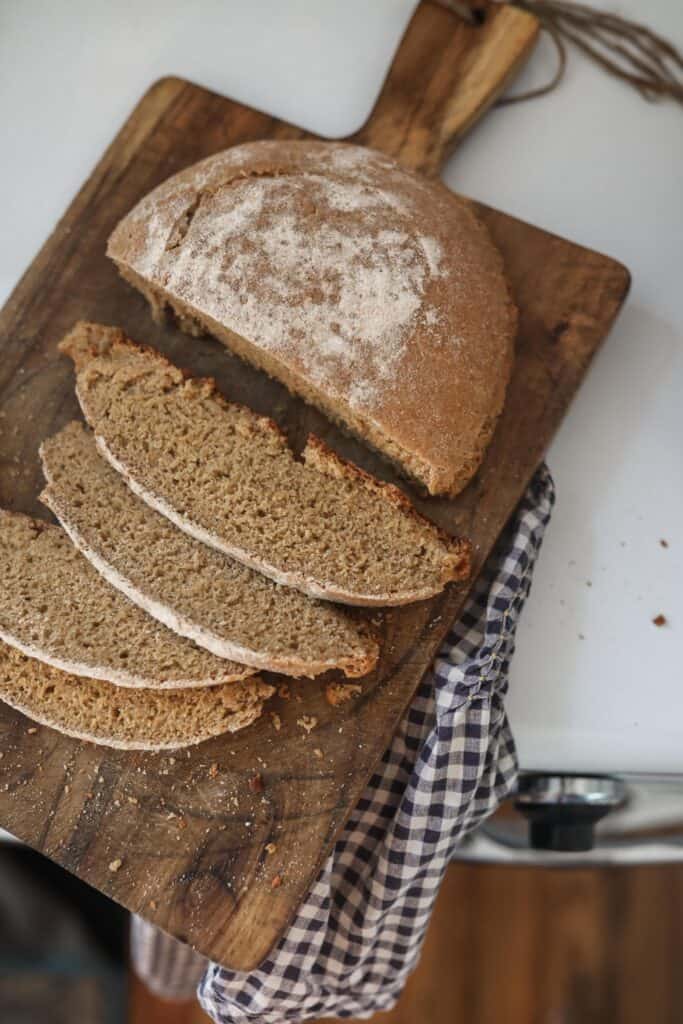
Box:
2;0;682;777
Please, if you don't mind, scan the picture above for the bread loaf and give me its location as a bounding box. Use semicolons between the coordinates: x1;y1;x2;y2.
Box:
108;141;516;496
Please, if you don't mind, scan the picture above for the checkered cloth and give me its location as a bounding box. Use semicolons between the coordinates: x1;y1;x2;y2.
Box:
131;465;555;1020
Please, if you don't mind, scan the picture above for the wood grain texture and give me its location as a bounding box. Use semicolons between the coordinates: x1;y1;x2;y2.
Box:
0;0;629;970
320;862;683;1024
129;862;683;1024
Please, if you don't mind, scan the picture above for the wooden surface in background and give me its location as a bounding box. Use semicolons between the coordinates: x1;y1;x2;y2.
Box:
130;863;683;1024
0;0;630;971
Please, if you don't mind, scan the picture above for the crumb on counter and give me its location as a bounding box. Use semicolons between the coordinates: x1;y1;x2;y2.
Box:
652;614;668;627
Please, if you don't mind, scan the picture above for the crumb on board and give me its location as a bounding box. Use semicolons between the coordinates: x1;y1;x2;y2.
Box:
149;900;158;910
277;683;290;700
249;772;264;794
265;842;277;855
313;748;324;760
209;762;219;778
297;715;318;734
127;796;138;805
326;682;362;707
270;712;282;732
108;858;122;873
271;874;283;889
27;727;37;735
652;614;668;627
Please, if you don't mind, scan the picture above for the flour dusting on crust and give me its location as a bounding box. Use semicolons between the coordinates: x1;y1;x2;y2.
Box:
124;151;449;410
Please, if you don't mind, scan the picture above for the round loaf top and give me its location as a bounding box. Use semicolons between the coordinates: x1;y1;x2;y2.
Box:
109;141;517;495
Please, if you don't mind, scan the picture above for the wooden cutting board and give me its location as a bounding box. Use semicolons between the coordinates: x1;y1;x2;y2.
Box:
0;2;628;970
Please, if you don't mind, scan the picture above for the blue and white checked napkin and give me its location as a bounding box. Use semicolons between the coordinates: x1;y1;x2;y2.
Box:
132;464;555;1021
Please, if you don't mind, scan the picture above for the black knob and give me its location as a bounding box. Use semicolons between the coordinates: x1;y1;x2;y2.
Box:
519;802;614;852
514;773;626;853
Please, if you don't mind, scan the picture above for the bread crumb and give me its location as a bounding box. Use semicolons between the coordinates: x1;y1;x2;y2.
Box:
652;614;667;627
660;539;669;548
64;785;70;794
297;715;317;734
265;842;277;855
249;772;264;794
108;858;122;873
277;684;290;701
209;762;219;778
270;712;282;732
27;727;38;735
271;874;283;889
326;682;362;707
149;900;158;910
127;796;139;805
313;748;324;759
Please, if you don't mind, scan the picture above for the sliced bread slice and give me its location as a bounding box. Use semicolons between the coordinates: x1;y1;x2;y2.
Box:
0;641;272;749
40;421;377;678
0;510;255;689
60;322;471;607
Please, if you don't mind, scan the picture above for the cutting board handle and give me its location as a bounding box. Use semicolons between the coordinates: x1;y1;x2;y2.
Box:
351;0;538;177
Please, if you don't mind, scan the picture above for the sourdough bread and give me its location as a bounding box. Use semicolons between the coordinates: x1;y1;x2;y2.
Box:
0;510;254;689
60;322;470;607
0;641;272;749
41;421;377;678
107;141;516;496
